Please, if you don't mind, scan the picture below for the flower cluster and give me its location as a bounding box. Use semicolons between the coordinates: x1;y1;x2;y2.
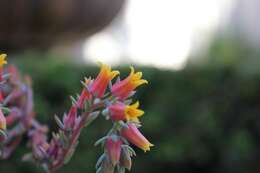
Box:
93;64;153;173
0;55;153;173
0;54;35;159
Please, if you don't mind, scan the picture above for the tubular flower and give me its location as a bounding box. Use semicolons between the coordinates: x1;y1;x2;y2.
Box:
90;62;119;98
111;66;148;100
121;123;153;152
0;109;6;130
108;101;144;122
0;54;7;67
105;135;122;166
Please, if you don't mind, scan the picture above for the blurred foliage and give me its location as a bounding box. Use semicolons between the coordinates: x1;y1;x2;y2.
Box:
188;35;260;76
2;46;260;172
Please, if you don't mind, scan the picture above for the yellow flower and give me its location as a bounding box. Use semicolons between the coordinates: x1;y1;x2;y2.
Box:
124;101;144;122
128;66;148;88
97;62;120;80
0;54;7;67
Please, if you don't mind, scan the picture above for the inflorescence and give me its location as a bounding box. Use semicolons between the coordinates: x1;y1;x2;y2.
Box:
0;55;153;173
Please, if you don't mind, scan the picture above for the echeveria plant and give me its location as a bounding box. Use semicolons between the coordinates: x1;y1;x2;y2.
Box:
0;54;153;173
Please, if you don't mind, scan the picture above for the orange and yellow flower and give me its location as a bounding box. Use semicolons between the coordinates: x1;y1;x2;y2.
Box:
112;66;147;100
90;63;119;98
108;101;144;123
0;109;6;130
0;54;7;81
121;123;153;152
0;54;7;67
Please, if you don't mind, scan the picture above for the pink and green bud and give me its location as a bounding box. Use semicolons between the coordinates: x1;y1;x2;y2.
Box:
77;78;92;109
0;109;6;130
8;65;19;81
105;135;122;166
121;123;153;152
78;89;89;109
101;155;115;173
29;126;49;160
108;102;125;121
63;105;77;129
47;139;62;161
0;92;3;102
120;146;132;171
90;63;119;98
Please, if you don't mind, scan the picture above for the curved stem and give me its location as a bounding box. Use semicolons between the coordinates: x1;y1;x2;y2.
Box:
49;102;104;172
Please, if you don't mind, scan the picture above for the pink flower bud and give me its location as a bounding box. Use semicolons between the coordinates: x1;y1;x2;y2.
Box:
6;113;17;125
29;126;49;160
47;139;61;161
0;109;6;130
105;136;122;166
77;78;92;109
77;89;89;109
64;105;77;129
121;123;153;152
120;147;132;170
108;102;125;121
8;65;19;81
101;155;115;173
0;92;3;102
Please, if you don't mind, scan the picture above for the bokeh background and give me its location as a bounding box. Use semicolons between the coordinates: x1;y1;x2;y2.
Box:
1;0;260;172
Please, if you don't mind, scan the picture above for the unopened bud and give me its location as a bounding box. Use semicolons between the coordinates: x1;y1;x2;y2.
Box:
105;135;122;166
63;105;77;129
120;147;132;171
0;129;7;142
101;156;115;173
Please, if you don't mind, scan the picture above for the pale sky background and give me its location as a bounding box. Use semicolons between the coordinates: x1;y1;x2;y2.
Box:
84;0;235;69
